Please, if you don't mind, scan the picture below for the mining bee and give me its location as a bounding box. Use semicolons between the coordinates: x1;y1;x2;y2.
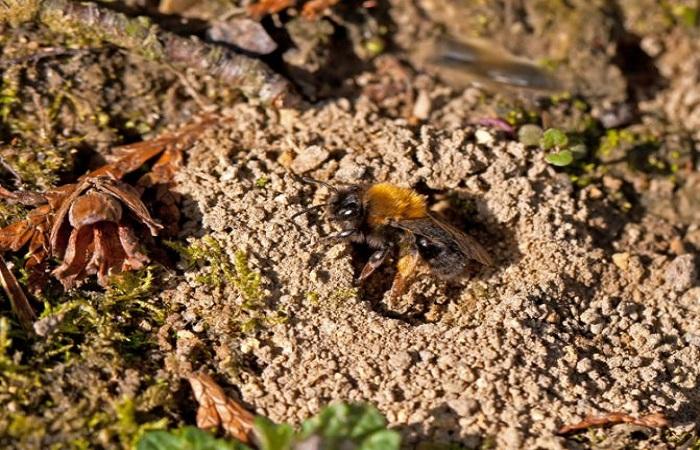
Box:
292;177;493;299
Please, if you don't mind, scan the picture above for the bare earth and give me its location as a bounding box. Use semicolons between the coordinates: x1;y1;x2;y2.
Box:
2;1;700;449
162;95;699;449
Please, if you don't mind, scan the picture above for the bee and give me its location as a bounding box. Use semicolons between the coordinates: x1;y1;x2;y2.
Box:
293;177;493;298
415;35;561;92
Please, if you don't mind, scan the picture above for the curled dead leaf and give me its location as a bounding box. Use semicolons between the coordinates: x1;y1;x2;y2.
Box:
187;372;255;443
0;115;216;325
50;176;162;289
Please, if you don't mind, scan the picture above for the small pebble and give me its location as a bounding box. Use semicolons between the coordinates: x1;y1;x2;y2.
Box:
612;252;630;270
291;145;329;173
665;254;697;292
475;129;494;145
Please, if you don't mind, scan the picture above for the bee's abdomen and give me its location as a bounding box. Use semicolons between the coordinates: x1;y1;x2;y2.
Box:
416;236;466;279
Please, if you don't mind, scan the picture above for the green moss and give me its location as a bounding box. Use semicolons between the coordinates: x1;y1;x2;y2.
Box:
0;202;27;228
255;176;270;188
167;237;264;305
306;291;320;305
115;397;169;449
364;37;385;57
0;264;173;447
167;236;286;334
0;66;21;123
479;435;496;450
331;287;358;301
502;107;539;127
0;0;41;26
596;129;636;159
0;316;22;373
234;250;263;307
669;3;699;27
9;146;66;189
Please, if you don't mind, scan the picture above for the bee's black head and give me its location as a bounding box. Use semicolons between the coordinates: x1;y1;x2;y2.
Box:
327;186;365;230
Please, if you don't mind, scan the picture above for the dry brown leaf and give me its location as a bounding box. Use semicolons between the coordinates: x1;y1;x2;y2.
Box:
95;116;216;182
0;115;216;320
247;0;295;19
558;412;668;435
187;372;255;443
49;176;163;289
301;0;340;20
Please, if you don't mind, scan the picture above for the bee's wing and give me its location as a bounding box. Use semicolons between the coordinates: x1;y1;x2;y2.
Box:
392;215;493;267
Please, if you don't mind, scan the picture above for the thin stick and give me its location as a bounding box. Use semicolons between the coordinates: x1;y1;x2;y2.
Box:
0;254;36;332
0;155;22;186
558;412;668;435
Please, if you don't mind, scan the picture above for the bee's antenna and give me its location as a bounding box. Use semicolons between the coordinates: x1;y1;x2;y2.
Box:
293;174;338;193
290;203;327;221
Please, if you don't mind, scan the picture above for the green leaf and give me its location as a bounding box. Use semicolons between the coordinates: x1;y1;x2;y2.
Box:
540;128;568;150
137;427;251;450
359;430;401;450
299;403;399;450
545;150;574;167
254;416;295;450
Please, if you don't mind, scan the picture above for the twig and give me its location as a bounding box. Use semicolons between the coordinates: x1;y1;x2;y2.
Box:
0;0;300;107
0;254;36;332
0;155;22;186
0;47;85;69
558;412;668;435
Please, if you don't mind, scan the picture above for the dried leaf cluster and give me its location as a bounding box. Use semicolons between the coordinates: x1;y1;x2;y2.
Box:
0;117;214;328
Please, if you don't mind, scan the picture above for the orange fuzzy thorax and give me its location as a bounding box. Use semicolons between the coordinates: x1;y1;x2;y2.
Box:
365;183;427;226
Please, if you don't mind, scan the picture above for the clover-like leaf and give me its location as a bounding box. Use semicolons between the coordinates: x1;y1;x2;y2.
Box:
299;403;400;450
253;416;295;450
545;150;574;166
137;427;251;450
540;128;568;150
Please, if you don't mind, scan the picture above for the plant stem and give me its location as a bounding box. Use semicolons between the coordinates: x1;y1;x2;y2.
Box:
0;0;300;107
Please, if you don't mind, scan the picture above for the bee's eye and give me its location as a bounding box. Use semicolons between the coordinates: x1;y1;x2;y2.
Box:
339;202;359;217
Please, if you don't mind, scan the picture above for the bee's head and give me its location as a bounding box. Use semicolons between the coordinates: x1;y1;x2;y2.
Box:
292;176;365;236
327;186;365;230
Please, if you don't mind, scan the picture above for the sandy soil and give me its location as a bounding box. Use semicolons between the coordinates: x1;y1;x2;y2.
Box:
156;85;699;447
1;1;700;449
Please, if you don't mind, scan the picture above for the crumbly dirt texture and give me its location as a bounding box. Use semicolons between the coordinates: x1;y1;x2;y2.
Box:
1;1;700;449
165;98;699;449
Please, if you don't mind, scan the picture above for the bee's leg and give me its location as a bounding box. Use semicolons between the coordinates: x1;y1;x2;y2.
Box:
358;245;391;281
389;247;419;300
319;229;355;244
